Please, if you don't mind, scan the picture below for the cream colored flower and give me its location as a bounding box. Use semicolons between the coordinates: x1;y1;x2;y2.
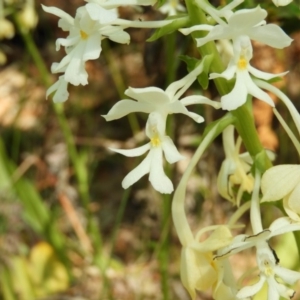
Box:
0;18;15;39
262;164;300;221
217;125;254;206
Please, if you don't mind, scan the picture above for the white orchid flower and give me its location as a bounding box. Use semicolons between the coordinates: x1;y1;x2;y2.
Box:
217;172;300;300
217;125;254;206
237;241;300;300
42;5;129;87
110;112;183;193
210;36;287;110
172;124;234;299
103;61;220;122
159;0;186;16
262;164;300;222
180;6;292;49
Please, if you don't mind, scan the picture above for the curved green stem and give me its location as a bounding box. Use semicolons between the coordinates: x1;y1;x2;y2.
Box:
13;14;102;254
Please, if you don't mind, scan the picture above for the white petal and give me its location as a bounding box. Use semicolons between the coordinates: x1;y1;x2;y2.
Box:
42;5;74;25
46;76;69;103
83;33;102;61
146;112;167;138
248;66;288;81
168;101;204;123
161;136;184;164
243;72;274;107
261;165;300;201
108;29;130;44
209;63;236;81
274;265;300;284
125;86;169;105
102;100;153;121
179;24;213;35
149;148;173;193
122;152;151;189
196;25;231;47
180;95;221;109
283;197;300;222
269;217;300;237
286;182;300;214
236;276;265;298
221;73;248;110
228;6;267;29
109;143;150;157
249;24;293;49
266;277;280;300
166;61;204;100
85;3;118;23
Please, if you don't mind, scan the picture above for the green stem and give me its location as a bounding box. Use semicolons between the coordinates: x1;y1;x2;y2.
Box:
13;15;102;254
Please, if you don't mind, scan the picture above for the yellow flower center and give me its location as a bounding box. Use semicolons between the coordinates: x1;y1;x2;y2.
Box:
80;30;88;40
151;134;161;147
263;259;274;277
170;0;178;7
237;57;248;70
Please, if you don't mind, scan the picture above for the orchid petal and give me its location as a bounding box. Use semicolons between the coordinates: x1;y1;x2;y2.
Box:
269;217;300;237
102;100;153;121
108;29;130;44
83;33;102;61
179;24;213;35
228;6;267;29
181;247;217;299
180;95;221;109
166;62;204;100
261;165;300;201
109;143;150;157
161;136;184;164
249;24;293;49
236;276;265;298
149;147;173;193
46;76;69;103
85;3;118;23
210;63;236;81
243;72;274;107
122;152;151;189
248;66;288;81
274;266;300;284
125;86;170;105
196;25;231;47
42;5;74;25
221;73;248;110
287;182;300;214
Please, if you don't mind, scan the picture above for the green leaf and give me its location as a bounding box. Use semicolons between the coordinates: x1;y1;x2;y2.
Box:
180;54;214;89
147;15;189;41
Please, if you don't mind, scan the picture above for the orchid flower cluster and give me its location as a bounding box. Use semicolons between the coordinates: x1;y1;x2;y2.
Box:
44;0;300;299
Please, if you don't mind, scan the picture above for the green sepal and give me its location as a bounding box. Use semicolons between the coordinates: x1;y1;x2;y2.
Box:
147;15;189;41
180;54;214;89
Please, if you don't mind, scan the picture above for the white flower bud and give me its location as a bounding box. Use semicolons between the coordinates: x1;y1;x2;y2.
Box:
0;18;15;39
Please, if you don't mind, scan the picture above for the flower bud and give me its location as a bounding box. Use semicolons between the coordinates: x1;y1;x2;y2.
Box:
17;4;38;31
0;18;15;39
